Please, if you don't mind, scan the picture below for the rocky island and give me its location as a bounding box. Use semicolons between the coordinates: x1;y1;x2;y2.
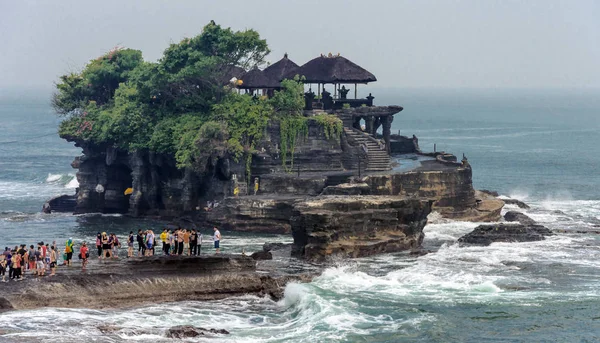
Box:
43;21;504;275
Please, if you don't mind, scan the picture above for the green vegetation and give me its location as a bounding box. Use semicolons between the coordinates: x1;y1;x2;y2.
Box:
54;21;339;175
314;114;343;140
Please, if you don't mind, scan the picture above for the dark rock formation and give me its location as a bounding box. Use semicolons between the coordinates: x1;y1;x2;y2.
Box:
166;325;229;338
480;189;500;197
504;211;536;225
42;194;76;213
458;223;553;246
250;250;273;260
503;198;531;209
290;196;432;261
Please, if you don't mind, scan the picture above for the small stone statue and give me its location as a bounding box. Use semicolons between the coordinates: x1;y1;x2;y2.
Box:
461;155;470;167
339;86;349;99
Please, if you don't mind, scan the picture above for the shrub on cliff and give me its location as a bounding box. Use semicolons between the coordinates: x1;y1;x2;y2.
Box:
56;22;269;158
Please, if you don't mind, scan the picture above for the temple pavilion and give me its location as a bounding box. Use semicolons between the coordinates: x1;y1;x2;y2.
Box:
234;53;378;110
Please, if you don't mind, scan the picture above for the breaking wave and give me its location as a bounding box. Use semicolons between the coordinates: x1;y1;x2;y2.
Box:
46;173;78;189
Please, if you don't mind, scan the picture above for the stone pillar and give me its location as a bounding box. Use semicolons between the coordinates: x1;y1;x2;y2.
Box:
365;116;374;134
373;116;382;136
382;115;393;154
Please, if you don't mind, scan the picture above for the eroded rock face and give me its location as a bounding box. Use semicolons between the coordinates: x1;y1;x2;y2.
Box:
458;223;553;246
206;197;296;234
362;166;501;222
290;196;432;261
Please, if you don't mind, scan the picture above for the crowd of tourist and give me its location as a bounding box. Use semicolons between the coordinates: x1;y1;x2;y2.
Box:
0;227;222;281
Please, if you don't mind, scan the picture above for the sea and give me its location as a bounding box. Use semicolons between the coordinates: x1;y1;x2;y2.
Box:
0;88;599;342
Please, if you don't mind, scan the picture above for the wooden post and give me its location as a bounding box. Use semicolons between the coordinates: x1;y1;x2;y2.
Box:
434;143;436;153
355;83;357;99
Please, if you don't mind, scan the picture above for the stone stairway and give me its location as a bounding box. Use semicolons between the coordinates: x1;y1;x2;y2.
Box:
344;128;391;171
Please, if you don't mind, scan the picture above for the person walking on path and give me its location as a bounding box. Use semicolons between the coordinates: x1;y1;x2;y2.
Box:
183;229;191;256
0;256;6;282
160;229;168;255
136;230;145;257
190;229;198;256
111;233;120;259
213;227;221;254
65;238;74;266
35;246;44;276
27;245;36;275
49;246;57;276
168;229;175;255
95;233;102;259
11;252;22;280
127;231;134;258
176;229;184;255
145;230;155;256
79;243;89;271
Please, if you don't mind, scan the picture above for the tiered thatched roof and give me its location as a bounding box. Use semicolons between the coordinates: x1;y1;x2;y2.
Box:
237;67;279;89
289;54;377;84
263;53;299;82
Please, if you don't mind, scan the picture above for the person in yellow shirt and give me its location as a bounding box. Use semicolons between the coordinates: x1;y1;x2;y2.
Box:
160;229;168;256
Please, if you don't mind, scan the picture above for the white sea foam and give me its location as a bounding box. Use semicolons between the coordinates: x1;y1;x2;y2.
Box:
65;176;79;189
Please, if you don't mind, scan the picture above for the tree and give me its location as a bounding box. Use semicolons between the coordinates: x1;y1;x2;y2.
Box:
52;47;143;115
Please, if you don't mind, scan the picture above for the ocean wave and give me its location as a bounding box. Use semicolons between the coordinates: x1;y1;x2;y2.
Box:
46;173;78;189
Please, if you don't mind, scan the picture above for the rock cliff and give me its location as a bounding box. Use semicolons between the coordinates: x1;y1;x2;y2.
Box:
290;196;432;261
57;106;497;261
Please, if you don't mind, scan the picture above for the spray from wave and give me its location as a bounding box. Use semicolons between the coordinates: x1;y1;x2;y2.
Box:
45;173;78;189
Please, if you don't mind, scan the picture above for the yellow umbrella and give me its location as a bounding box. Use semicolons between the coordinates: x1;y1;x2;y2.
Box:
124;188;133;195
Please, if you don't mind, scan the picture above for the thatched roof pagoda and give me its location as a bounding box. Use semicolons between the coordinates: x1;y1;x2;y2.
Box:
238;68;279;89
289;54;377;84
263;53;299;82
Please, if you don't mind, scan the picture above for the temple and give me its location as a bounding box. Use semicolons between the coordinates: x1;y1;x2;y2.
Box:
230;52;402;168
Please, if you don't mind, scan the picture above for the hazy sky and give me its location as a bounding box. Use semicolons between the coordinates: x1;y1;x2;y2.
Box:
1;0;599;90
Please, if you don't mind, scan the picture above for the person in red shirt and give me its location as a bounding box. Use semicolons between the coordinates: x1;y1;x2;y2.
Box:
79;243;89;271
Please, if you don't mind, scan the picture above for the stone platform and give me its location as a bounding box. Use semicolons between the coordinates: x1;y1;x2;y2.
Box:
0;255;312;312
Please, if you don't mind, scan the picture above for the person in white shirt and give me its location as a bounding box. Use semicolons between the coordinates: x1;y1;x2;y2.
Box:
213;227;221;254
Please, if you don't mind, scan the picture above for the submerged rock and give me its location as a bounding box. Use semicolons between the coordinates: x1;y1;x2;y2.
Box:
262;242;289;252
503;198;531;209
166;325;229;338
504;211;536;225
458;223;553;246
250;250;272;260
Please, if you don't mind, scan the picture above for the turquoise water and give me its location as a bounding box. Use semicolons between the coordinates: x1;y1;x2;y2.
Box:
1;89;599;342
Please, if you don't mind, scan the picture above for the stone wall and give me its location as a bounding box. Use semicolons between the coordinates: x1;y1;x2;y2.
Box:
251;119;344;176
